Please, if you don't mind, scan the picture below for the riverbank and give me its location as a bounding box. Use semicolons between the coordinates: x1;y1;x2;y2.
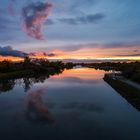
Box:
0;58;75;80
0;67;65;81
104;73;140;111
81;61;140;84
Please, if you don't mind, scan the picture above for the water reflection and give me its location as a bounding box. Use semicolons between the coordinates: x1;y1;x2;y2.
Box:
0;79;15;93
0;75;50;93
55;102;103;113
0;68;140;140
0;68;104;93
53;68;105;80
26;88;54;124
22;76;48;92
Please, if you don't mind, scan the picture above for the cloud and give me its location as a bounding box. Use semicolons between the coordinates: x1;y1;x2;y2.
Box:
47;53;56;57
45;19;55;25
0;46;27;57
102;42;140;49
58;13;105;25
116;54;140;57
22;1;53;40
45;41;140;52
52;0;97;15
70;0;98;14
134;50;139;52
29;52;56;57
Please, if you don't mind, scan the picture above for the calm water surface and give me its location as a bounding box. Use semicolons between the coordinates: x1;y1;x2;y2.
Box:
0;68;140;140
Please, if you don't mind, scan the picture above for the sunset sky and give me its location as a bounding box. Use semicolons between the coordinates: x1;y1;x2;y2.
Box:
0;0;140;61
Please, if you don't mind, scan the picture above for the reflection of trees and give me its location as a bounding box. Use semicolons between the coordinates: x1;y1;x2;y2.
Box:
0;80;15;93
0;58;67;93
0;75;51;93
22;75;49;92
26;89;54;124
23;78;33;92
32;75;49;83
0;77;34;93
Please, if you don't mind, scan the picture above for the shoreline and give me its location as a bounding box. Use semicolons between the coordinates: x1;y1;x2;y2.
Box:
104;73;140;111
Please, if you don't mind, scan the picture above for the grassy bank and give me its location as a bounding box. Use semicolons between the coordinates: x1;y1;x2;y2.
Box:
104;74;140;111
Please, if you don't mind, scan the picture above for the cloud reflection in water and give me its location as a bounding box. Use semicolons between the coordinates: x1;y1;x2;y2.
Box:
26;88;54;124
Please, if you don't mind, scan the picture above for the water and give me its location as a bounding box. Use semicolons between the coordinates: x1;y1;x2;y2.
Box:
0;68;140;140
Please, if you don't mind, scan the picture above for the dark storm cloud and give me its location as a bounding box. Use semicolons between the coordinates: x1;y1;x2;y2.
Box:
0;46;27;57
59;13;105;25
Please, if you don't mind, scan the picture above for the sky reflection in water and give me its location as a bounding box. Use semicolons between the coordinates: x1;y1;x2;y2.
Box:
0;68;140;140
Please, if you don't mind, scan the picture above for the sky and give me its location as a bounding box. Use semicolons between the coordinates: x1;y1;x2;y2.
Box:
0;0;140;61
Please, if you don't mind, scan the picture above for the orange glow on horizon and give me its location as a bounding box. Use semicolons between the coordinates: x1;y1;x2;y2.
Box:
0;55;139;62
0;56;23;62
0;46;140;62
